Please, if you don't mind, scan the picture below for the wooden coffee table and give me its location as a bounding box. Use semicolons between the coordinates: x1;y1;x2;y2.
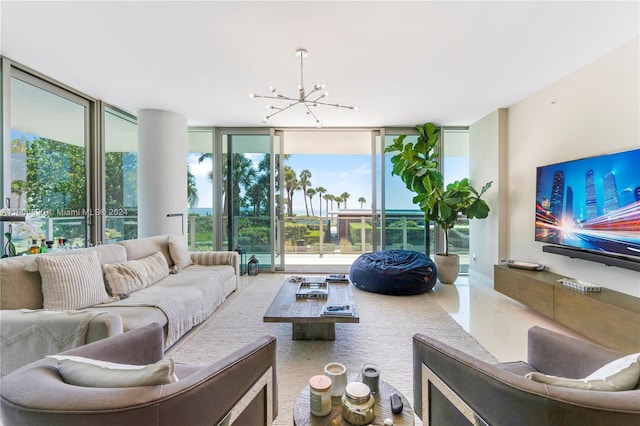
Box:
263;277;359;340
293;373;415;425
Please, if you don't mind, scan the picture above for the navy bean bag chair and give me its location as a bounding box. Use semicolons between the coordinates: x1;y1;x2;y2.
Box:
349;250;437;295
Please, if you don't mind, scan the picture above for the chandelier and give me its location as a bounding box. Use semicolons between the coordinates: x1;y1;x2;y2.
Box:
249;48;357;127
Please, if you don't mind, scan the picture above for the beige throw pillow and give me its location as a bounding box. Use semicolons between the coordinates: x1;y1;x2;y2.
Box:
102;252;169;297
48;355;178;387
27;252;110;310
167;235;192;270
526;353;640;391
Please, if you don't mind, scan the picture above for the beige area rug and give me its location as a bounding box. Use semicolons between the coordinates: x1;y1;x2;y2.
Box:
169;274;497;425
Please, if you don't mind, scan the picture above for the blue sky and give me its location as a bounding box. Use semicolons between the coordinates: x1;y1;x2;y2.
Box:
188;152;469;214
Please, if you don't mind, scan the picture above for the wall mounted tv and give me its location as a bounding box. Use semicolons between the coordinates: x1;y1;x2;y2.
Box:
535;148;640;272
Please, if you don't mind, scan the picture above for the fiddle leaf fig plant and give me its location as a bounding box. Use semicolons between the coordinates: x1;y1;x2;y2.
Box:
385;123;493;256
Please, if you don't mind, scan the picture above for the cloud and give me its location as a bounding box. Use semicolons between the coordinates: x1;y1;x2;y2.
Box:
188;154;212;177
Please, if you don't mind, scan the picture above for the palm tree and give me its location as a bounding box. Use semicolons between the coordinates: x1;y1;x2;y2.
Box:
326;194;335;211
340;192;350;209
198;152;257;216
316;186;327;217
324;193;332;214
358;196;367;209
335;196;343;209
230;155;257;216
187;167;199;208
306;188;316;216
284;166;299;217
299;169;312;216
247;173;269;215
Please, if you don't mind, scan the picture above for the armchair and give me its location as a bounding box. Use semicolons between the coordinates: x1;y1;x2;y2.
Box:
413;326;640;425
1;323;277;426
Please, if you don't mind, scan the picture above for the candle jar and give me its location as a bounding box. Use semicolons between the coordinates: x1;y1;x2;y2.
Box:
309;375;332;417
341;382;375;425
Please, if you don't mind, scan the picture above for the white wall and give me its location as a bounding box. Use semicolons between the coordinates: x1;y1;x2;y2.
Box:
469;109;507;281
494;36;639;297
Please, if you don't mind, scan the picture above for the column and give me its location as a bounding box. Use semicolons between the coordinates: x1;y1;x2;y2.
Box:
137;109;187;237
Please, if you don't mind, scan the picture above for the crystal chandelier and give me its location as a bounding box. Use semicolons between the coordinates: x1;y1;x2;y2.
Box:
249;48;357;127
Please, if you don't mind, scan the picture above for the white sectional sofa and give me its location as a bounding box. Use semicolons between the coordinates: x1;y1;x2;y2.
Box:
0;235;239;376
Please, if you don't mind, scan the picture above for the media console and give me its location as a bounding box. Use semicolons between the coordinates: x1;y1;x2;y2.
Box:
494;264;640;353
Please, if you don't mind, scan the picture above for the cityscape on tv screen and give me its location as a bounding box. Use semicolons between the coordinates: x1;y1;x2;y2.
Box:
535;148;640;258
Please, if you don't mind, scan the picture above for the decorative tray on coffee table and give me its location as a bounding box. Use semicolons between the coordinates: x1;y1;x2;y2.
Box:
295;279;329;299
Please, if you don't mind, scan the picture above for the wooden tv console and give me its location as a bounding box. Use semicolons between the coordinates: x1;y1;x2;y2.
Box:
494;264;640;353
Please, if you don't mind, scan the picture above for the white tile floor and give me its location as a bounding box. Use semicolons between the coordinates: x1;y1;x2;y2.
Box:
428;276;591;362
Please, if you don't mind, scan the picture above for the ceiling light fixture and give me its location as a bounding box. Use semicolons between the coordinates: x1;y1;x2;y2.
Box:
249;48;357;128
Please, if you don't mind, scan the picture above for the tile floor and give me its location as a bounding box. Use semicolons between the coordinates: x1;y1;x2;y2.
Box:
428;276;591;362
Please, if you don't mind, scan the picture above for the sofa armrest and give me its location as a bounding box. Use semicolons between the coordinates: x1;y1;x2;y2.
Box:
1;310;123;376
527;326;625;378
1;331;277;426
85;314;124;343
413;332;640;426
190;251;239;273
60;323;164;365
160;335;278;425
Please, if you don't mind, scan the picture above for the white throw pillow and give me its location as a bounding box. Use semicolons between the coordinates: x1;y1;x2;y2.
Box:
526;353;640;391
26;252;110;310
48;355;178;387
167;235;192;270
102;252;169;297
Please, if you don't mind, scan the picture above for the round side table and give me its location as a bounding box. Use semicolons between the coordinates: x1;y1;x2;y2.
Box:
293;373;414;425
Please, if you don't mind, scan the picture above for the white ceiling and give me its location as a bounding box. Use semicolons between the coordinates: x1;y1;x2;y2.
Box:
1;1;638;128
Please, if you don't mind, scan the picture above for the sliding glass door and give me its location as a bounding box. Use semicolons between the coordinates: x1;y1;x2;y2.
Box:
8;70;91;252
221;130;282;271
104;107;137;243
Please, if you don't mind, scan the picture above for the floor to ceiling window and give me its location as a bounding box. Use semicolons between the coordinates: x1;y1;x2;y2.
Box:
283;131;373;271
222;132;278;270
104;107;137;243
186;128;215;251
442;128;471;273
1;58;471;272
7;70;90;253
382;131;434;256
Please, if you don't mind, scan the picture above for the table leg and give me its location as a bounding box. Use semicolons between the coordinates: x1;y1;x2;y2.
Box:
292;323;335;340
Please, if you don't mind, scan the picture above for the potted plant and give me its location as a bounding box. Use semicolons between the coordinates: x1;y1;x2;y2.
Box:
385;123;492;283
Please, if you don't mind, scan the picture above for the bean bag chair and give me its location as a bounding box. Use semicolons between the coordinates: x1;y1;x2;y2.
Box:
349;250;437;295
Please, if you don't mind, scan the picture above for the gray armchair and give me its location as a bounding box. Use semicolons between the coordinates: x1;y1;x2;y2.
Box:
1;323;277;426
413;326;640;425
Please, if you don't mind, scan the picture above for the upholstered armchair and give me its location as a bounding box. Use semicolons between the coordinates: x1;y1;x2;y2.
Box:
1;323;277;426
413;326;640;425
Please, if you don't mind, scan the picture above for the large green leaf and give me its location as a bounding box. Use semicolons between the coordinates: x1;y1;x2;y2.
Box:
385;122;492;244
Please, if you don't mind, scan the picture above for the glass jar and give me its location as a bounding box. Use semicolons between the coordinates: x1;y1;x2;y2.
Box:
341;382;375;425
28;239;40;255
309;375;332;417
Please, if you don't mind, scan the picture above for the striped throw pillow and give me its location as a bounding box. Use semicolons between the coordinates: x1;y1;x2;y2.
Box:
102;252;169;297
30;252;110;310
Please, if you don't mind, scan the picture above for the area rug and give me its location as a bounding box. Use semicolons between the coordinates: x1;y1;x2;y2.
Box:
169;274;497;425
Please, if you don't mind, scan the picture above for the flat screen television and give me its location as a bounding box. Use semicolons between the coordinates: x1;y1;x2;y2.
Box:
535;148;640;265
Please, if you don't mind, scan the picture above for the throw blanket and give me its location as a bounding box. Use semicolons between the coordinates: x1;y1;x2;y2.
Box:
0;309;109;376
96;271;228;348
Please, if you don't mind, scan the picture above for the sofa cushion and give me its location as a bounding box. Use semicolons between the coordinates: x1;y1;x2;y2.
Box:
48;355;178;387
45;244;128;265
118;235;173;266
86;306;168;332
0;256;44;310
167;235;193;270
26;252;111;310
526;352;640;391
102;252;169;297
